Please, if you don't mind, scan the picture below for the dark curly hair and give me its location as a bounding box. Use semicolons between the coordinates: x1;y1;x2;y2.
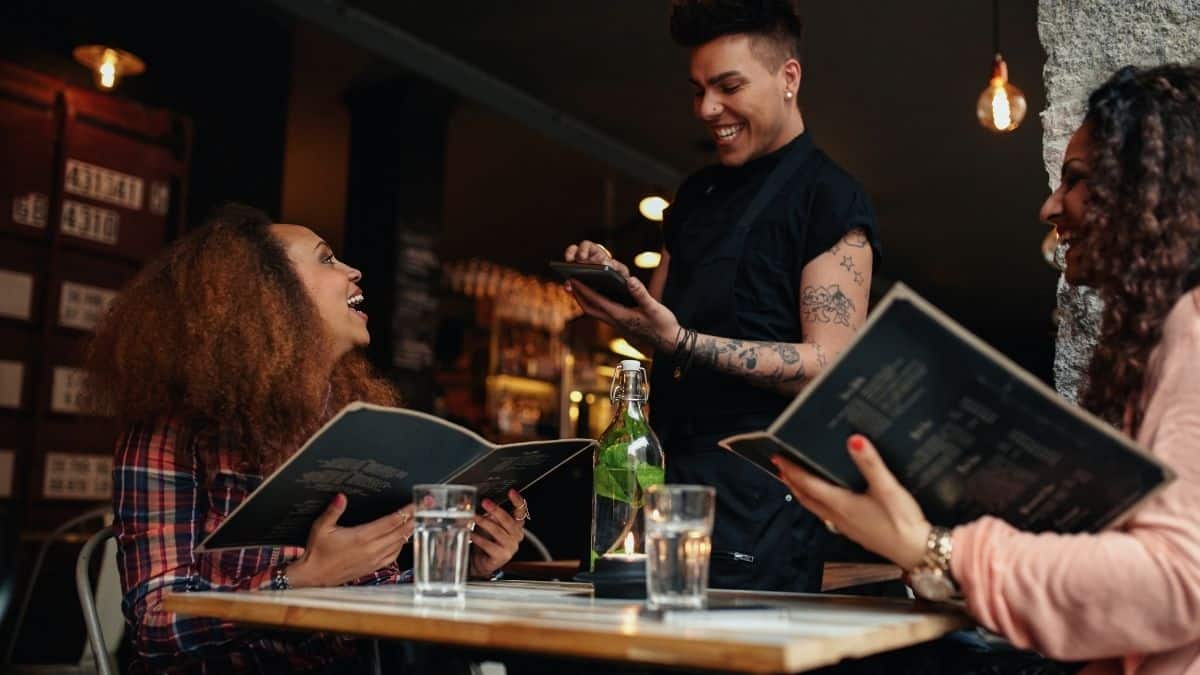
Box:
1077;64;1200;432
670;0;803;72
85;203;397;469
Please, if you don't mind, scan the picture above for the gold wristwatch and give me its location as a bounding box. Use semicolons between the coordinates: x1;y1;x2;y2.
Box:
907;526;957;601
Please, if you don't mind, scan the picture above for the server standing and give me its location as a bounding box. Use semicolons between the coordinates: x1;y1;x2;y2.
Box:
565;0;880;592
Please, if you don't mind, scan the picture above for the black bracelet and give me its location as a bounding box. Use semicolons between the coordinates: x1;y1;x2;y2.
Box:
674;328;698;380
670;325;687;362
681;329;699;377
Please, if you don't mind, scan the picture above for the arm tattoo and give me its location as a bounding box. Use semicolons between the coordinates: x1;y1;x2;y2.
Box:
625;317;669;353
840;255;854;271
827;228;868;258
801;284;856;327
853;270;864;286
690;336;809;393
772;343;801;365
687;337;835;395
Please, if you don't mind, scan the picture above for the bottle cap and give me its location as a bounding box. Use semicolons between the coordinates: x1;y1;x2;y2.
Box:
619;359;641;371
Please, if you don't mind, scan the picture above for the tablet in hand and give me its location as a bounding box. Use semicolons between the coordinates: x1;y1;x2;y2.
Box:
549;261;637;307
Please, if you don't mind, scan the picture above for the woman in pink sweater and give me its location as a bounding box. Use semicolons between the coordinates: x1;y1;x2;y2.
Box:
776;64;1200;675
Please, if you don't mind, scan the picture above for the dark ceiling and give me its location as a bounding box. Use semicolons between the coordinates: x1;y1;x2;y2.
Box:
334;0;1058;374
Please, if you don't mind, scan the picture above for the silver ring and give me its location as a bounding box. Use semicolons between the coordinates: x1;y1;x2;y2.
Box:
823;519;839;535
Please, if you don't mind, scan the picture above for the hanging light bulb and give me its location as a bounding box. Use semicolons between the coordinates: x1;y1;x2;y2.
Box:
976;0;1026;133
638;195;669;222
73;45;145;92
977;54;1027;132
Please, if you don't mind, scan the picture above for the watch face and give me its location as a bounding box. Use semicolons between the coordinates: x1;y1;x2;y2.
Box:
911;572;954;602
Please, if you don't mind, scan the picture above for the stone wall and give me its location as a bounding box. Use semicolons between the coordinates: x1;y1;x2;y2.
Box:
1038;0;1200;401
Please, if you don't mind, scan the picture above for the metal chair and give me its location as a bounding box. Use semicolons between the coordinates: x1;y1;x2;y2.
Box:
75;526;117;675
521;530;552;562
3;504;111;667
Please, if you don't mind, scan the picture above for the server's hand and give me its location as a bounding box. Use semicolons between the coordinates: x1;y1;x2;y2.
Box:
772;435;930;571
563;240;632;279
566;272;680;354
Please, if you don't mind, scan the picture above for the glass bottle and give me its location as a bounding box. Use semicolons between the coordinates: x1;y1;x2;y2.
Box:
589;359;665;567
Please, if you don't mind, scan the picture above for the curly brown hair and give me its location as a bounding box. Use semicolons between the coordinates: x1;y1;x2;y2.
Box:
1077;64;1200;432
86;204;397;469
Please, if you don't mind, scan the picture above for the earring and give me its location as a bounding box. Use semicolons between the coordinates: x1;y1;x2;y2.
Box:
785;91;793;99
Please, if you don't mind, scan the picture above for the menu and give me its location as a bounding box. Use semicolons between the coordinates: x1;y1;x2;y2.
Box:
199;404;593;551
721;284;1173;533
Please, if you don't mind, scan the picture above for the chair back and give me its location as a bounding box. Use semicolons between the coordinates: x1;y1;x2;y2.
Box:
76;526;118;675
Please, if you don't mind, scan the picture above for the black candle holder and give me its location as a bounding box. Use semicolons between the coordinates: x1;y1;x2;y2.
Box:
574;555;647;599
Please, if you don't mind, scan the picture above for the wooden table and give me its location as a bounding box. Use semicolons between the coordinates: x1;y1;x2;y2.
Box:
166;581;968;673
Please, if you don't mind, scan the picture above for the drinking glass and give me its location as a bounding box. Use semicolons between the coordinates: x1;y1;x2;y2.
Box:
412;484;476;601
643;484;716;610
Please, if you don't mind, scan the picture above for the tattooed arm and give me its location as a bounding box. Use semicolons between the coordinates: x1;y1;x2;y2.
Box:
565;229;873;396
682;228;873;395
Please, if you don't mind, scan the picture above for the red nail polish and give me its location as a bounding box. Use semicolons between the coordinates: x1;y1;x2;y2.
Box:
849;436;865;452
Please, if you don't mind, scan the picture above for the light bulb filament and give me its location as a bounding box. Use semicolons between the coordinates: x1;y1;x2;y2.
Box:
990;79;1012;130
99;50;118;89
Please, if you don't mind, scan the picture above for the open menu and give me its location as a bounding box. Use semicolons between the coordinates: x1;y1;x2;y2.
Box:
720;283;1174;533
198;403;593;551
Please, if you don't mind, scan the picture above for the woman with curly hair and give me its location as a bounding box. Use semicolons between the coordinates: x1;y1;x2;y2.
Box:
778;64;1200;674
87;205;528;673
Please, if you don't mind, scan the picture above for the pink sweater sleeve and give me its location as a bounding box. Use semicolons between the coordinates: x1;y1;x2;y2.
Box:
950;294;1200;662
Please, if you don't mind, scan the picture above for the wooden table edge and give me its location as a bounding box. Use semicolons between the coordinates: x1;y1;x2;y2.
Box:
165;592;970;673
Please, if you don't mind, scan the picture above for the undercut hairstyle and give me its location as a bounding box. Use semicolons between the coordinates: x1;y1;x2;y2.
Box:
85;203;397;469
1075;64;1200;433
670;0;804;72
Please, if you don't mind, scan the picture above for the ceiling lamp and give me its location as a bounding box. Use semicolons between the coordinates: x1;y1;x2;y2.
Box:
73;45;145;91
633;251;662;269
975;1;1026;133
638;195;669;222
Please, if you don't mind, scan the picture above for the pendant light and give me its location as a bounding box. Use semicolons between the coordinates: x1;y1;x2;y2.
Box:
73;45;145;92
976;0;1027;133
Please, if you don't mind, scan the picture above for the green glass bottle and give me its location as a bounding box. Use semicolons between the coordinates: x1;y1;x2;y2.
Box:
589;359;665;568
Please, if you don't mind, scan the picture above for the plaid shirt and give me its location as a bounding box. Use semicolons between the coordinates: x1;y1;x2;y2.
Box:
114;417;404;674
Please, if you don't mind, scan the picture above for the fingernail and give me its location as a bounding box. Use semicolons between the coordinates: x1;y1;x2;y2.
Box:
770;456;781;466
335;493;346;506
482;498;496;510
849;436;865;452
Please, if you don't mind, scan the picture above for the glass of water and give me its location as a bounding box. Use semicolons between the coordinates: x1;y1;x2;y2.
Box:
413;484;476;601
644;484;716;610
